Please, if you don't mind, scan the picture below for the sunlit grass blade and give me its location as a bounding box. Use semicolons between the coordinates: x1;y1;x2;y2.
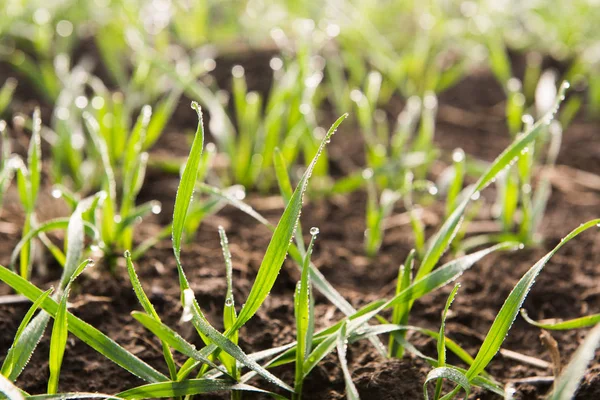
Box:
424;367;469;400
433;283;460;399
218;226;238;379
389;249;414;358
416;81;570;281
547;323;600;400
1;289;52;378
26;393;122;399
48;260;93;394
232;114;348;332
294;230;317;399
10;219;98;269
116;379;285;400
0;372;24;400
465;219;600;383
520;309;600;330
336;322;359;400
130;312;227;375
0;265;167;383
125;252;177;380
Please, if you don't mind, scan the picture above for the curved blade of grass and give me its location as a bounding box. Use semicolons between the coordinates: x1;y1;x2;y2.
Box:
0;372;24;400
26;393;122;399
219;226;238;378
520;309;600;330
294;232;317;397
424;367;469;400
186;305;293;392
117;379;285;400
547;323;600;400
434;283;460;399
124;252;177;380
0;265;167;383
130;312;228;376
172;101;204;280
10;219;98;269
390;250;415;358
48;260;94;394
336;322;359;400
232;114;347;331
1;289;53;378
416;82;569;280
465;218;600;382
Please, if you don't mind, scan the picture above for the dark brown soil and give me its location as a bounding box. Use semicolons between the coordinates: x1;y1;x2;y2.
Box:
1;51;600;400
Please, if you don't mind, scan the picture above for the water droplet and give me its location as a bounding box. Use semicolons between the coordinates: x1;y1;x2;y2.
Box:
518;243;525;250
225;298;234;307
452;148;465;163
90;244;100;252
51;188;62;198
151;203;162;214
123;250;131;258
428;186;438;195
232;65;245;78
470;191;481;201
114;215;122;223
310;227;320;236
362;168;374;180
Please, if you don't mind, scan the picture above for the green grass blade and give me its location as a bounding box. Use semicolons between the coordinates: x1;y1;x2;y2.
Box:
1;289;52;378
336;322;359;400
0;372;24;400
520;309;600;330
0;265;167;383
416;82;570;280
124;252;177;379
26;393;122;399
218;226;238;377
185;305;293;392
130;312;227;375
28;108;42;208
232;113;347;332
172;101;204;277
434;284;460;399
10;219;98;269
117;379;285;400
466;219;600;381
48;260;93;394
547;323;600;400
424;367;470;400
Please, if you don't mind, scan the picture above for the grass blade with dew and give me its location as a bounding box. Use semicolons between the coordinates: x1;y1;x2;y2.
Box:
48;260;94;394
218;226;239;380
547;323;600;400
130;312;229;376
520;309;600;330
116;379;286;400
9;218;98;269
433;284;460;399
389;249;415;358
15;108;42;279
416;81;570;281
125;251;178;380
0;372;24;400
232;114;348;332
26;393;122;399
336;322;359;400
294;228;318;399
0;265;168;383
169;103;292;391
464;219;600;385
424;367;470;400
1;289;52;378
